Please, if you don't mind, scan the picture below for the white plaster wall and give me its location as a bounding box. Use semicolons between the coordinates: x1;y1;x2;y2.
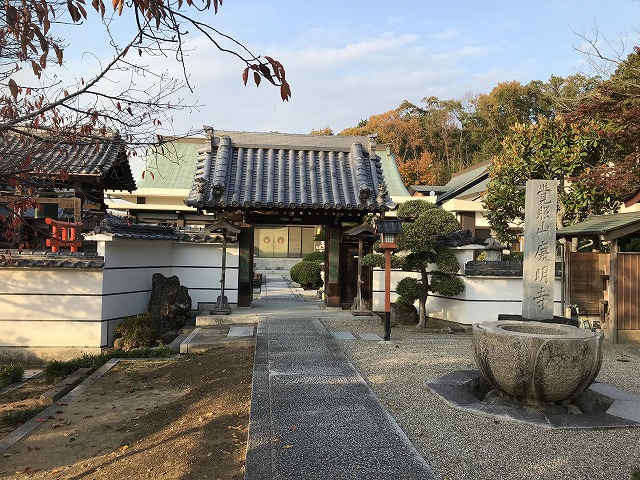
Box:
99;239;237;321
0;269;103;322
100;239;173;269
171;243;238;267
0;269;103;295
0;269;105;349
101;240;173;323
371;269;420;311
171;242;239;306
0;238;239;357
428;277;563;325
371;268;562;325
0;320;103;347
171;267;239;305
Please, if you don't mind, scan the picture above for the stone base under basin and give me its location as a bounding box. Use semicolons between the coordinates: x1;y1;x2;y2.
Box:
426;370;640;429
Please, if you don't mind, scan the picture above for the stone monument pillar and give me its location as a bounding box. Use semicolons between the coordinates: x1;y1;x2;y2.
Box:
522;179;559;320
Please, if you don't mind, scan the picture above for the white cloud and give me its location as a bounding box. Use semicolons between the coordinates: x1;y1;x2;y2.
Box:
162;29;520;135
428;28;459;41
10;0;639;140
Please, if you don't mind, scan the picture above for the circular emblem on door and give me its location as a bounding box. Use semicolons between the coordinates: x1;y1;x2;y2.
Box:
263;236;271;244
277;236;285;244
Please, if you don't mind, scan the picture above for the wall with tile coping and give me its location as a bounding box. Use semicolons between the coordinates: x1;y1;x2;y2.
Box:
370;245;563;324
0;237;237;362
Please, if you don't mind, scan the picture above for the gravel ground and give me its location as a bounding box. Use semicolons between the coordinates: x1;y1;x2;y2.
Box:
322;317;640;480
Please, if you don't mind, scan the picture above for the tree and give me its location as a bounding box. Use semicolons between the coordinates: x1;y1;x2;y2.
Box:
541;74;600;115
483;51;640;243
362;200;464;327
482;117;620;242
564;50;640;199
341;106;425;163
341;101;458;186
396;151;442;186
464;80;556;164
0;0;290;246
418;96;477;181
310;126;334;135
2;0;290;138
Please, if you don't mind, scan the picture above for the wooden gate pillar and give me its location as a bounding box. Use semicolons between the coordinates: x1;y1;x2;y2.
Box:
325;225;341;307
237;226;254;307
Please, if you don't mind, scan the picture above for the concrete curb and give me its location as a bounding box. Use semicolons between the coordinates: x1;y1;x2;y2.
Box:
179;327;201;354
0;358;120;454
39;367;92;404
0;356;181;454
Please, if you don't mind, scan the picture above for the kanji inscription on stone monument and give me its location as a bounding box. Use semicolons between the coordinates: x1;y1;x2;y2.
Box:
523;179;559;320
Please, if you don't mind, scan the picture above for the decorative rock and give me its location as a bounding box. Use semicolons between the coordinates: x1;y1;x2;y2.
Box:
148;273;192;333
473;320;603;405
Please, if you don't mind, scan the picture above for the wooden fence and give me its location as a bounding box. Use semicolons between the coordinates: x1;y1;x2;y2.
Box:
618;253;640;331
568;251;640;339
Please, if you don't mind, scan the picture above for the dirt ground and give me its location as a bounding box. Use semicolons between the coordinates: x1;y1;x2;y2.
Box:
0;345;255;480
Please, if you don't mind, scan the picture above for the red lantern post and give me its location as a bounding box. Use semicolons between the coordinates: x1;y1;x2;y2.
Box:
375;218;403;341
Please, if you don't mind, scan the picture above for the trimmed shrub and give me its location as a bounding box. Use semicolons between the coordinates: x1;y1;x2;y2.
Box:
290;261;323;289
396;277;422;306
116;312;159;351
0;363;24;388
303;251;325;264
505;251;524;262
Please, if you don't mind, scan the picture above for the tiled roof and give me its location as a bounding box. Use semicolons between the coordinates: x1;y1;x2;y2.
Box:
408;185;448;195
377;148;410;200
436;162;490;206
556;212;640;241
375;218;403;235
90;217;234;243
0;251;104;268
185;130;394;214
408;161;490;204
93;219;179;240
343;223;376;237
444;160;492;191
138;137;205;189
0;130;136;191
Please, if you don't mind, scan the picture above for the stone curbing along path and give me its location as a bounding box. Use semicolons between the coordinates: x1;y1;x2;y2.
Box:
245;310;436;479
0;359;121;454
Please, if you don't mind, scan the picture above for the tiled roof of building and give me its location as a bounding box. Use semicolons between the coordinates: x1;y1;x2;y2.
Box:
185;130;394;214
0;130;136;191
0;251;104;268
408;185;448;196
343;223;376;237
137;137;205;189
90;217;234;243
436;161;491;205
556;212;640;241
93;219;178;240
377;148;410;200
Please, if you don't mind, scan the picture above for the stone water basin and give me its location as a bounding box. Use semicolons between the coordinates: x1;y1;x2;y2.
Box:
473;320;603;406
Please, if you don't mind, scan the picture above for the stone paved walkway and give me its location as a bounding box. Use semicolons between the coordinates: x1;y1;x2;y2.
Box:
244;274;436;479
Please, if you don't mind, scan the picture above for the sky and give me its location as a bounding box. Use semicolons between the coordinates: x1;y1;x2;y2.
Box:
50;1;640;136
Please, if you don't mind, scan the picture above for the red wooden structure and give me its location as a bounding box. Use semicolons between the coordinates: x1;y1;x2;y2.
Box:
45;218;83;253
